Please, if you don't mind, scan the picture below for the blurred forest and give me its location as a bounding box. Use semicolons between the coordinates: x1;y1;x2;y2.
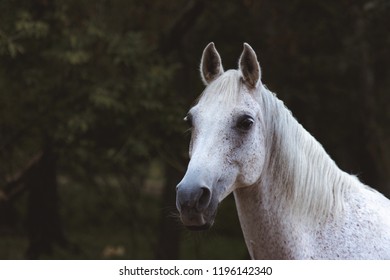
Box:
0;0;389;259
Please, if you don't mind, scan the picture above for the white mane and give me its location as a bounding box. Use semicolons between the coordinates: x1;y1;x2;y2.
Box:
258;85;357;224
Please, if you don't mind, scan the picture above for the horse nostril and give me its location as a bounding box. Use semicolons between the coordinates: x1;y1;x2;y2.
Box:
196;187;211;212
176;181;212;213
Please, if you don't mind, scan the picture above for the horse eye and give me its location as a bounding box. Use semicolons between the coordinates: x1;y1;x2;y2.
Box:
237;115;254;131
184;114;193;127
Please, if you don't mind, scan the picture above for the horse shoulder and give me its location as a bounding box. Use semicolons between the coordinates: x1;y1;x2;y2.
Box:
314;183;390;259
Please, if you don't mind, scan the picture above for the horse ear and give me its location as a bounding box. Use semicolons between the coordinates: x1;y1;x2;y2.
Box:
239;43;261;89
200;42;224;85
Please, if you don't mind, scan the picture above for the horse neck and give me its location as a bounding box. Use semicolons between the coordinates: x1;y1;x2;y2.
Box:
233;184;310;259
233;87;353;258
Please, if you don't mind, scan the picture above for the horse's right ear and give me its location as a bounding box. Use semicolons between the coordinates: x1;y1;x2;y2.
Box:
200;42;224;85
239;43;261;89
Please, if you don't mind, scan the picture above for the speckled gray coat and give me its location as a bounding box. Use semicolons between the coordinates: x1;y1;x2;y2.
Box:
176;43;390;259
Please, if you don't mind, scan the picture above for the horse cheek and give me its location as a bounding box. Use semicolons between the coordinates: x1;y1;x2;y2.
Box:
241;136;265;186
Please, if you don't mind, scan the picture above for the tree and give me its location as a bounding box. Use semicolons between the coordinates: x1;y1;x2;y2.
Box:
0;0;187;258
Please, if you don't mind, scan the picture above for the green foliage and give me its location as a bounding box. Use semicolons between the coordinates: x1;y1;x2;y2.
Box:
0;0;187;176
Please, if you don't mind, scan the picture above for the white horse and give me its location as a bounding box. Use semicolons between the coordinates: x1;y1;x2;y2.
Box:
176;42;390;259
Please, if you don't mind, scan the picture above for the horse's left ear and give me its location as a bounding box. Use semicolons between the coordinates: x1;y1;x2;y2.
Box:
200;42;224;85
239;43;261;89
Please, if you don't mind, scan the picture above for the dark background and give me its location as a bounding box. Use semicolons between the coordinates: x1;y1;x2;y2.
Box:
0;0;389;259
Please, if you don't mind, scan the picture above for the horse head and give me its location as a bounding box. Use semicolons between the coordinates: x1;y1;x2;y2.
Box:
176;43;267;230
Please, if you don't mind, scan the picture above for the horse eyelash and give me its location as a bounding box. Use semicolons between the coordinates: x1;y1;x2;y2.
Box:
185;127;192;135
183;115;193;135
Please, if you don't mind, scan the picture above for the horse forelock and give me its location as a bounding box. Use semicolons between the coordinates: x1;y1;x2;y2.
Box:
196;70;244;109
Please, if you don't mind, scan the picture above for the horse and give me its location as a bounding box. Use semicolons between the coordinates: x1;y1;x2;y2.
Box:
175;42;390;259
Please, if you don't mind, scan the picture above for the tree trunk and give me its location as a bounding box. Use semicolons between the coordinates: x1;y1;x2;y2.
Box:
25;139;68;259
0;200;18;233
155;164;182;259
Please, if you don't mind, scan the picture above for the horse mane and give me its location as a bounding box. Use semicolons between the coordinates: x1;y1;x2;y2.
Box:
198;70;360;225
259;85;357;225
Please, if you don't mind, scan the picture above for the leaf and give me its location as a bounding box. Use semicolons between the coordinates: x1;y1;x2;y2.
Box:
15;11;49;38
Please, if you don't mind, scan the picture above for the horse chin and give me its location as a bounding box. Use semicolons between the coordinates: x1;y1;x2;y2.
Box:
179;207;217;231
185;223;212;231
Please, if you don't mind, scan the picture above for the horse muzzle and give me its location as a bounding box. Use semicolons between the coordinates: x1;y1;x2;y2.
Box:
176;179;218;230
